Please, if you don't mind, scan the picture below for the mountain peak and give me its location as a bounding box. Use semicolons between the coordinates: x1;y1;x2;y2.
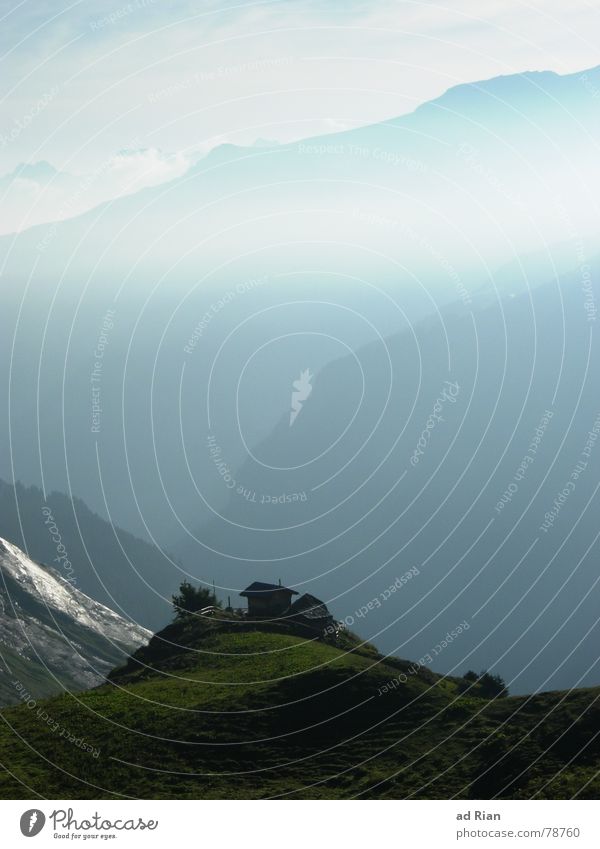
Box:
413;65;595;119
10;160;59;181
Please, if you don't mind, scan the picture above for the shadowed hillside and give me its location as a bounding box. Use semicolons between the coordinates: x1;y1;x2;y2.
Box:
0;613;598;799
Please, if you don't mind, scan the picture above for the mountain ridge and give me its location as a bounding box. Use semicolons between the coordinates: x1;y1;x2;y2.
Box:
2;62;599;241
0;536;150;706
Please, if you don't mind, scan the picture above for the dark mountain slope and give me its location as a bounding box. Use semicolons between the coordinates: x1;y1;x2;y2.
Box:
176;254;600;696
0;479;180;631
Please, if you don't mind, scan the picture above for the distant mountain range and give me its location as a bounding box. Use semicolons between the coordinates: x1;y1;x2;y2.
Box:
0;65;598;696
0;536;149;706
1;64;599;541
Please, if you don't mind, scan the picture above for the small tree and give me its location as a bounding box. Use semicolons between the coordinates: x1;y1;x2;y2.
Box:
172;580;217;619
478;670;508;698
460;669;508;698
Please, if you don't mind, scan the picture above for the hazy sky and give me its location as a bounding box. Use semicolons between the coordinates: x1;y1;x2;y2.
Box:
1;0;599;177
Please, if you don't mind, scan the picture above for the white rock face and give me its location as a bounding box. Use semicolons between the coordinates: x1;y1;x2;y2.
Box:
0;536;151;704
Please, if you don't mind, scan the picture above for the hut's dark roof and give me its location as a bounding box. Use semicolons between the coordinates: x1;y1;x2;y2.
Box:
240;581;298;597
289;593;332;620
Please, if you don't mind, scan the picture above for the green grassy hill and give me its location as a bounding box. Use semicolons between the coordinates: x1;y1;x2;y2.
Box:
0;613;598;799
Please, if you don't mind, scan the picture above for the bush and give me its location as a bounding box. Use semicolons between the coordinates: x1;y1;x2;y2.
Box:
171;581;219;619
460;669;509;698
478;671;509;698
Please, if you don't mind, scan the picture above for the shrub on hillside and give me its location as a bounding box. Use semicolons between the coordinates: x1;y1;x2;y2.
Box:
172;580;219;619
460;669;508;698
